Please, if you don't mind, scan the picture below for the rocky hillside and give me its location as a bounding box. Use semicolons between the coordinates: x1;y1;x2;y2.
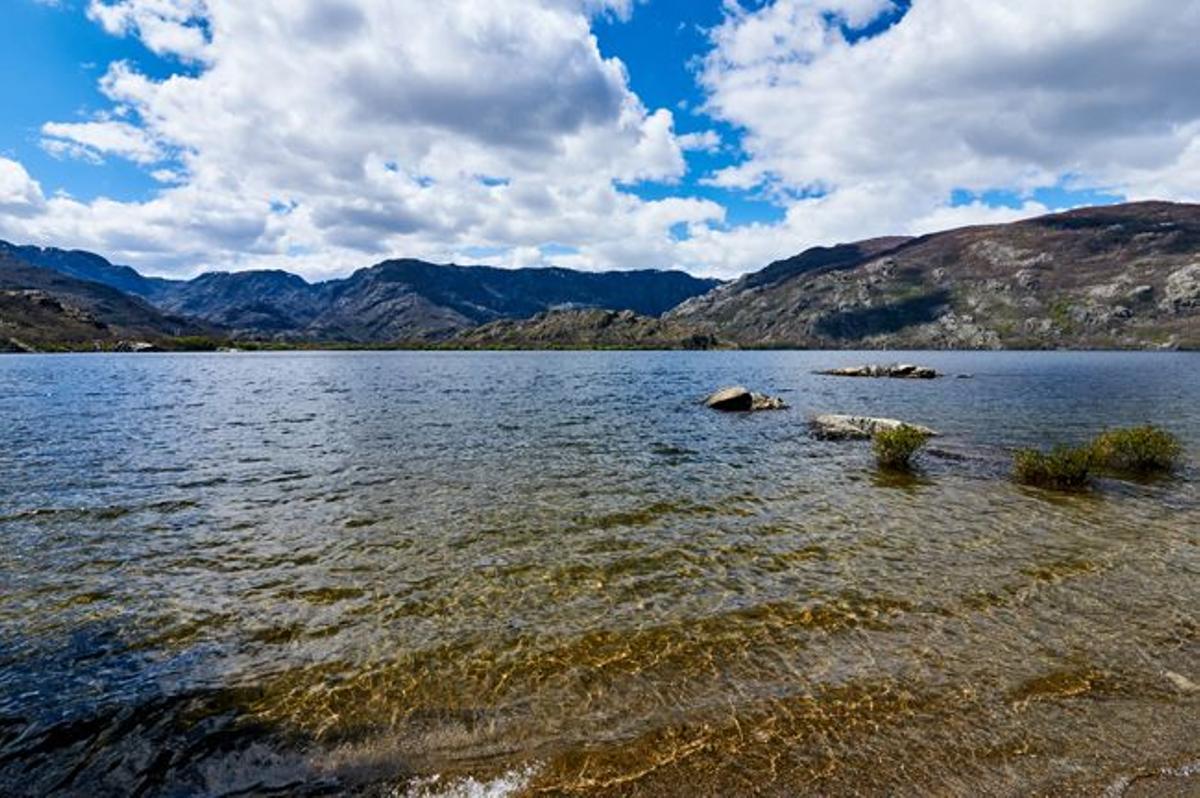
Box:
670;201;1200;349
0;241;175;300
451;308;723;349
0;255;209;351
0;243;721;342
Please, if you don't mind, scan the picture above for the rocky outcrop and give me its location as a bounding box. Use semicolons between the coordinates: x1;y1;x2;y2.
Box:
810;414;937;440
818;364;939;379
451;309;722;350
705;386;788;412
1162;263;1200;312
113;340;161;353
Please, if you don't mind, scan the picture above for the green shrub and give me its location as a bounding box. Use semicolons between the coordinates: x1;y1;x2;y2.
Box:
1089;425;1182;475
873;425;931;470
1013;445;1093;491
166;335;231;352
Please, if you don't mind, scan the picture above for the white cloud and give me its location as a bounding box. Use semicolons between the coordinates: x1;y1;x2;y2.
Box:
6;0;1200;281
8;0;724;279
0;158;47;219
87;0;212;61
678;130;722;153
692;0;1200;273
42;120;166;165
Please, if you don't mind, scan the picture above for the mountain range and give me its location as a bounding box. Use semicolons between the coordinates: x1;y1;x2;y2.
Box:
0;241;720;344
1;200;1198;351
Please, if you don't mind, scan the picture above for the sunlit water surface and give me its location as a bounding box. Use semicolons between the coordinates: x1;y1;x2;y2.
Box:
1;351;1198;797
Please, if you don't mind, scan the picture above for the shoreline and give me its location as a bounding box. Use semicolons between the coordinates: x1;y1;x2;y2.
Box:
3;341;1197;354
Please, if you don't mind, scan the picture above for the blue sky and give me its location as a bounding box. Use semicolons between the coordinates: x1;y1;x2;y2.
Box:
2;0;1191;280
593;0;785;227
1;0;175;202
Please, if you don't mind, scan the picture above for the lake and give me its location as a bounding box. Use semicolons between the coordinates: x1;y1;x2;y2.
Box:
1;351;1198;796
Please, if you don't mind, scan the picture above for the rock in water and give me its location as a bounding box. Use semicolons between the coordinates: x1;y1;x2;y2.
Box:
114;340;161;353
705;386;787;412
818;364;939;379
750;393;787;411
810;414;937;440
705;386;753;411
893;364;939;379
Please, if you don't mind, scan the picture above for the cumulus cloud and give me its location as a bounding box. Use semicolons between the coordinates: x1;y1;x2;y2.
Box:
10;0;715;278
87;0;212;61
6;0;1200;280
695;0;1200;270
0;158;47;219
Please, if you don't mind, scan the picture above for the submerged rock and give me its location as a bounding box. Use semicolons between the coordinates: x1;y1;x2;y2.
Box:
818;363;939;379
705;386;788;412
810;414;937;440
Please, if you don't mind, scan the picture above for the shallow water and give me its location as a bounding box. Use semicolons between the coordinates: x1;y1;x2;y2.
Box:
0;350;1197;796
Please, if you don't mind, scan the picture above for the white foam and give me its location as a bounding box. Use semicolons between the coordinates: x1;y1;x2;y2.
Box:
400;765;539;798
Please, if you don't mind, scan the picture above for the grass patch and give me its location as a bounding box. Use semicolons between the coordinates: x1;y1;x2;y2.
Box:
1089;425;1182;475
1013;445;1093;491
165;335;233;352
873;425;931;470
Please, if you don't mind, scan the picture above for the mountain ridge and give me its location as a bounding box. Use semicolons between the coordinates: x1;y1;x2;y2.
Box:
669;200;1200;350
0;254;211;351
0;241;722;342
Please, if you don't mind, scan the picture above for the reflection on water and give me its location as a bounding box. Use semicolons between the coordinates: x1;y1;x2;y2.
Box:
0;350;1198;796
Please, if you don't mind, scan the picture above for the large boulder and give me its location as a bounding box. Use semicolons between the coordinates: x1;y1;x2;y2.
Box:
818;364;939;379
810;414;937;440
705;386;787;412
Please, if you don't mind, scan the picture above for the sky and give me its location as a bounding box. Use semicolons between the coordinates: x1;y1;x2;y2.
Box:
1;0;1198;281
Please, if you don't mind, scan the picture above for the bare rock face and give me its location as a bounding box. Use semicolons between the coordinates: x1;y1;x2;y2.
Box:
818;364;939;379
705;386;788;412
810;414;937;440
1162;263;1200;312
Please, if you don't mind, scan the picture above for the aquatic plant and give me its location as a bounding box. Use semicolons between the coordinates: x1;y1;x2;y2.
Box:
1013;445;1093;491
1089;425;1182;475
873;425;931;470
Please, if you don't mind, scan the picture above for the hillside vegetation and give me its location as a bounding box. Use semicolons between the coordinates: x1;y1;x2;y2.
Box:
671;202;1200;349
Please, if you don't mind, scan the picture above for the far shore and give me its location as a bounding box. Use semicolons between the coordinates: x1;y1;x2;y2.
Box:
4;339;1197;355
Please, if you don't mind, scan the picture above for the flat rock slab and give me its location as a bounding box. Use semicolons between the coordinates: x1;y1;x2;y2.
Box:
818;364;940;379
705;386;788;412
810;414;938;440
